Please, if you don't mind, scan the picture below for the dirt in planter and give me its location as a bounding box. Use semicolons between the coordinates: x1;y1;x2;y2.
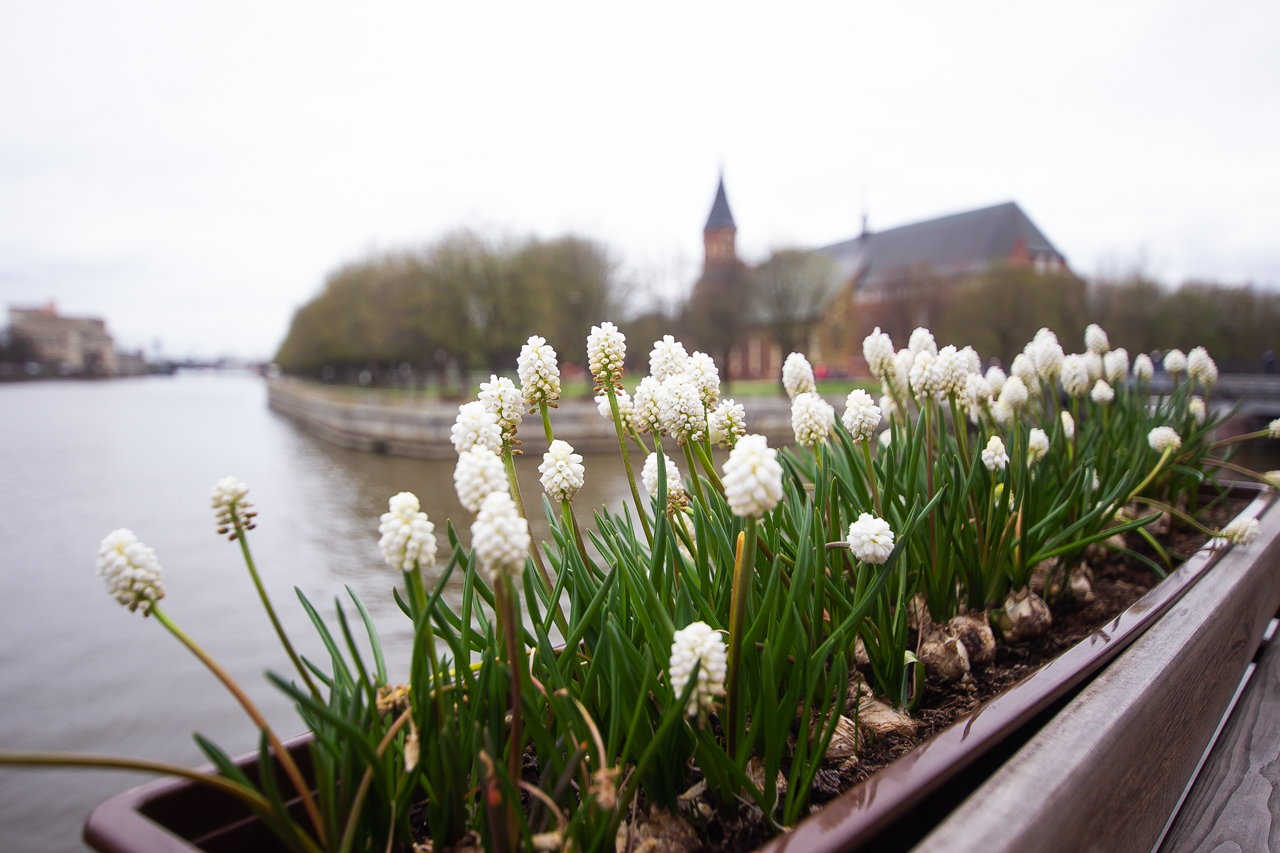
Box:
413;495;1251;853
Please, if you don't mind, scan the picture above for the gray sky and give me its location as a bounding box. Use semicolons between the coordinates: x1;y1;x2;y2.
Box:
2;1;1277;359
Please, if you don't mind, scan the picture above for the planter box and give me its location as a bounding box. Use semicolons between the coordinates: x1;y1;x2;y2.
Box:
85;484;1275;853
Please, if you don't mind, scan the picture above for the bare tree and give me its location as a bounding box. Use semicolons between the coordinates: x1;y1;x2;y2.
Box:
751;249;838;358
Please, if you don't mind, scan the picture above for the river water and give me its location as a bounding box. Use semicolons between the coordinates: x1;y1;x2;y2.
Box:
0;371;636;852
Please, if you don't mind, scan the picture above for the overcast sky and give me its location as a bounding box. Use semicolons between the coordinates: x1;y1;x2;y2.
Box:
2;1;1277;358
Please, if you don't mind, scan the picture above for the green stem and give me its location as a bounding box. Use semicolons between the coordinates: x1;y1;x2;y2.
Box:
861;441;882;516
682;443;709;515
1127;446;1176;505
690;439;726;496
563;499;593;572
725;520;758;761
497;576;525;845
337;708;414;853
502;446;557;599
150;605;326;848
233;523;322;702
538;401;555;446
607;386;653;543
1209;429;1272;450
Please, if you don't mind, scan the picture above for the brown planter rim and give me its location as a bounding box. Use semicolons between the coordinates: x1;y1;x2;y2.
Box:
85;483;1274;853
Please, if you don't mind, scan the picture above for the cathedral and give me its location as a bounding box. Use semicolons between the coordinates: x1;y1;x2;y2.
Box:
696;178;1070;379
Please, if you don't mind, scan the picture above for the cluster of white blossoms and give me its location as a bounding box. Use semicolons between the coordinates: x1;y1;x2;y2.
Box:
96;529;165;614
668;621;727;717
791;391;835;448
478;374;523;438
684;351;721;408
846;513;895;564
1085;323;1110;355
641;451;684;499
633;377;664;434
659;375;707;445
211;476;255;536
517;335;562;406
841;389;881;442
1187;346;1218;386
908;327;937;358
1027;428;1050;465
960;373;993;421
863;327;896;382
595;390;635;431
1189;396;1207;425
1060;355;1090;398
451;402;503;455
999;376;1029;411
649;335;688;382
782;352;816;401
1028;328;1065;383
378;492;438;572
1061;410;1076;440
1133;353;1155;383
586;322;626;388
1103;348;1129;384
908;350;944;401
982;435;1010;472
1210;517;1261;551
470;491;530;583
1270;419;1280;439
454;445;508;513
722;434;784;518
986;366;1007;396
1091;380;1115;405
709;398;747;449
539;440;585;502
1148;426;1183;453
1164;349;1187;375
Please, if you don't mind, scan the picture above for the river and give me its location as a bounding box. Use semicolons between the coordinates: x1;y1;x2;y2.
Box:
0;371;636;852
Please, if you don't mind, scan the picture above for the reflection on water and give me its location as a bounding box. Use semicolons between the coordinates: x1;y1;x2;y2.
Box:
0;372;634;852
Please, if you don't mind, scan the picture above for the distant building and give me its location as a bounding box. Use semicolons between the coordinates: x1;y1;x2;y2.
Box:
699;180;1069;379
8;302;120;375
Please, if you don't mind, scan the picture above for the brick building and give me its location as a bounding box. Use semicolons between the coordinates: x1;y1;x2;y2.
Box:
8;302;120;375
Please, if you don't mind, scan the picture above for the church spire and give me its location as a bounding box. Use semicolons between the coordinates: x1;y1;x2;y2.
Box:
703;175;737;270
705;176;736;231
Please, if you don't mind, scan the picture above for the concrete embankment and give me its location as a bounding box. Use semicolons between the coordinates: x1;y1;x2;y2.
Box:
267;376;809;458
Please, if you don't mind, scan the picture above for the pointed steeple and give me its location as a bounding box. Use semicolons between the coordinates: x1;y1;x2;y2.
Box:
705;176;736;231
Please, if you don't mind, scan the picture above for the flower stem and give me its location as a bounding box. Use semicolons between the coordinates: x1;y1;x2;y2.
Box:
496;576;525;844
150;605;326;848
1127;445;1175;505
682;443;709;514
232;524;322;702
861;441;882;516
501;446;567;637
725;522;757;761
607;387;653;543
562;498;593;571
690;439;726;496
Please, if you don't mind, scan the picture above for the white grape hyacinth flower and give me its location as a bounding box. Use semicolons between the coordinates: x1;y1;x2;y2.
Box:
471;491;530;583
454;446;509;514
879;392;899;422
211;476;255;536
842;389;882;442
586;322;626;388
1027;428;1050;465
1091;379;1115;405
908;350;943;401
641;451;683;499
709;398;747;448
517;335;562;405
846;513;895;565
595;390;635;431
668;622;727;717
649;335;689;382
1133;353;1154;383
1084;351;1104;382
97;529;165;614
878;429;892;448
985;366;1008;396
1210;517;1261;551
1264;471;1280;490
1031;334;1064;383
633;376;664;434
478;375;523;438
999;376;1029;410
1059;355;1090;398
1085;323;1110;355
960;346;982;376
991;399;1015;426
1103;348;1130;384
722;434;784;518
451;401;503;455
960;373;993;417
1189;396;1206;425
684;351;721;408
539;440;585;502
1148;426;1183;453
1061;410;1076;440
1163;349;1187;375
934;345;968;397
890;349;915;396
908;327;937;358
659;375;707;445
1269;419;1280;439
378;492;438;572
1010;353;1038;388
1187;346;1218;385
863;328;896;381
982;436;1010;471
791;391;835;447
782;352;816;400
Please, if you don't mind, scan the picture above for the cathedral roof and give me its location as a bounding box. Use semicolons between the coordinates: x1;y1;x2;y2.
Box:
704;178;736;231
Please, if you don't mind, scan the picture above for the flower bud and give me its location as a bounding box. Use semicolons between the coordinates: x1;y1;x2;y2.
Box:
471;491;529;582
451;401;503;455
517;335;561;405
982;436;1009;471
684;351;721;408
539;440;585;502
842;389;882;442
862;327;895;381
1091;379;1115;405
586;322;626;388
846;513;895;564
478;375;523;438
1187;346;1218;386
668;622;727;717
1027;428;1049;465
96;529;165;614
1163;349;1187;375
378;492;437;571
210;476;255;537
641;451;683;499
1148;426;1182;453
1133;353;1154;383
1084;323;1110;355
649;335;688;382
454;446;508;513
791;391;835;447
1103;348;1129;384
709;398;746;448
782;352;816;400
722;434;783;518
